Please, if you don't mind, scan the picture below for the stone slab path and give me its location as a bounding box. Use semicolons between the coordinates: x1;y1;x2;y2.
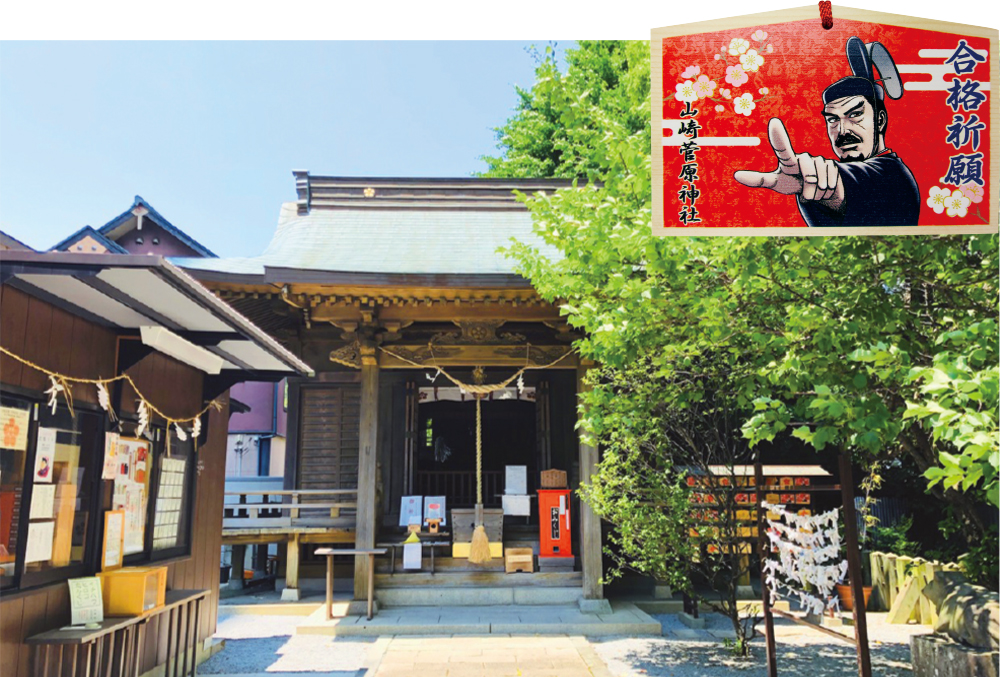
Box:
372;635;613;677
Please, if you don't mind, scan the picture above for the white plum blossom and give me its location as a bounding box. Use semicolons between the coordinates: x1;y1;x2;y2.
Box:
926;186;951;214
681;64;700;78
729;37;750;55
674;80;699;102
945;190;972;217
751;29;768;41
715;104;725;112
741;49;765;71
720;88;733;99
766;44;774;53
734;92;756;116
694;75;717;98
759;87;769;95
714;53;722;60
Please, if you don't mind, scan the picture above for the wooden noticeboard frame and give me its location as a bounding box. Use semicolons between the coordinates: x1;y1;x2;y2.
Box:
652;5;999;236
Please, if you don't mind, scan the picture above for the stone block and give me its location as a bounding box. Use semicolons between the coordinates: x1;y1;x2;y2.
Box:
910;633;998;677
578;598;612;614
280;587;301;602
678;612;706;629
512;587;582;605
654;584;673;600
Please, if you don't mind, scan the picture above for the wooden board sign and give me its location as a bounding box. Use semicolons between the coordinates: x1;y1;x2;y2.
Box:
652;6;999;235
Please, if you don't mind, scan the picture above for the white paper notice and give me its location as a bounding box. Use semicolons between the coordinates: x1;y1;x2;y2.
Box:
503;494;531;516
104;512;124;569
29;484;56;519
505;466;527;495
399;496;423;527
33;428;57;483
102;432;119;480
0;406;30;451
25;521;55;564
68;577;104;625
423;496;446;525
403;542;422;570
123;486;145;555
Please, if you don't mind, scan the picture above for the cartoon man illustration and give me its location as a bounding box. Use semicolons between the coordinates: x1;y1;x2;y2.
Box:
734;37;920;227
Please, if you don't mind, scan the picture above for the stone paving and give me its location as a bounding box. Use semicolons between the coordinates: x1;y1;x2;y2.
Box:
297;602;661;637
372;635;614;677
201;604;930;677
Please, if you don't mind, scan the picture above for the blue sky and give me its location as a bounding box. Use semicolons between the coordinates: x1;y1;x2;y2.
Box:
0;41;552;257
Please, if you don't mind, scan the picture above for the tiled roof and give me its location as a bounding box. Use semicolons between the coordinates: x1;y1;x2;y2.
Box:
176;174;570;278
1;230;34;251
100;195;217;258
50;226;130;254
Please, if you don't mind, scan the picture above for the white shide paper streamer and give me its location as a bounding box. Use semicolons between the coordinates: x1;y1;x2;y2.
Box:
761;501;848;617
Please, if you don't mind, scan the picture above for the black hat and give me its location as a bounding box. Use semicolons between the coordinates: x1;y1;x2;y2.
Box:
823;36;903;104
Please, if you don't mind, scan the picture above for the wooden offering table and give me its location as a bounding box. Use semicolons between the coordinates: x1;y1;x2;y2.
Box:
314;547;387;621
25;589;209;677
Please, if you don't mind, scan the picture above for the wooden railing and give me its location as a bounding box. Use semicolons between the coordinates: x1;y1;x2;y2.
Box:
222;489;358;529
414;471;504;507
26;589;208;677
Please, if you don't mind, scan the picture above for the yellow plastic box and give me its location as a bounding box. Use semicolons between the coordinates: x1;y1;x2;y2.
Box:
97;566;167;616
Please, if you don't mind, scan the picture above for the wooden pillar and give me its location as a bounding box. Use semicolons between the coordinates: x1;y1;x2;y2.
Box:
354;347;380;600
577;364;603;600
227;544;247;591
282;534;301;601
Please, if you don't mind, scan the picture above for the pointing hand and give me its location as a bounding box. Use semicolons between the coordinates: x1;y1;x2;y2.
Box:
734;118;842;203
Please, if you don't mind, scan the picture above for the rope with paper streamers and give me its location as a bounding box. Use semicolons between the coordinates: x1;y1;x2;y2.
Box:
0;345;220;449
762;501;848;617
378;343;576;394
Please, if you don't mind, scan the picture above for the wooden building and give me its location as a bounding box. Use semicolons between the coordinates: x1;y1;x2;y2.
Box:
180;174;610;610
0;252;310;676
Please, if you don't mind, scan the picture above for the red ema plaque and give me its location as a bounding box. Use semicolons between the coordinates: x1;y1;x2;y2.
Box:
652;6;999;235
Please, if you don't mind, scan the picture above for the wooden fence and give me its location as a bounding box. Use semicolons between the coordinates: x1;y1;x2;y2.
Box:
869;551;963;625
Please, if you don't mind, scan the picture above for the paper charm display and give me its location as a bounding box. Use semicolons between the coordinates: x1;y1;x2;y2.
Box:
761;501;848;616
652;7;998;235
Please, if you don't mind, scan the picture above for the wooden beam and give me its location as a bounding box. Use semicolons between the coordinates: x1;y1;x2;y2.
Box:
380;345;579;369
354;350;380;600
577;365;603;601
311;303;562;324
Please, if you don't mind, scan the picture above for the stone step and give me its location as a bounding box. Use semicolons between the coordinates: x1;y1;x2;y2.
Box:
375;570;582;588
295;602;663;637
376;585;584;607
375;555;576;574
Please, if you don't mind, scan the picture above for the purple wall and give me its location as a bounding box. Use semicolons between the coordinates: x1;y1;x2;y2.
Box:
115;222;201;257
229;380;287;434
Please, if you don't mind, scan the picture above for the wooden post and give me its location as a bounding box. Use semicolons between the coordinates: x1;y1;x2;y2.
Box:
326;554;335;621
283;533;300;601
839;451;873;677
755;461;778;677
576;364;603;601
354;347;380;600
228;544;247;591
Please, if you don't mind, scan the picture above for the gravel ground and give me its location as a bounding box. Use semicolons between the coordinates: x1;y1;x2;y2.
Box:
592;613;917;677
199;611;376;675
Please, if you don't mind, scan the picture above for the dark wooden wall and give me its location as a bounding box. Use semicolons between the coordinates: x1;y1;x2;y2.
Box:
0;286;229;676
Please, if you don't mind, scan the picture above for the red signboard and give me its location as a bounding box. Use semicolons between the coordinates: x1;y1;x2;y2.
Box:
652;6;999;235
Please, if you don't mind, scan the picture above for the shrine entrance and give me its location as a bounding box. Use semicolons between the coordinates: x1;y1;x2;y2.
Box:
413;386;539;511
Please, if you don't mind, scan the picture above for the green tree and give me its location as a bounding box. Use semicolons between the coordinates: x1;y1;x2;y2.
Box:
484;39;999;587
